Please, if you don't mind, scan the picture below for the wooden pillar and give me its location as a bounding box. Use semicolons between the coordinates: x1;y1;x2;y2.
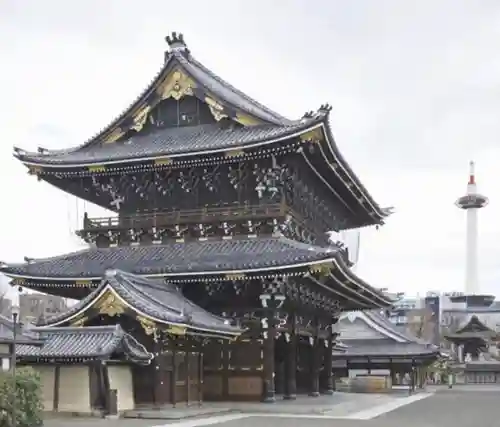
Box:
171;344;178;407
53;365;60;412
262;305;276;403
284;313;297;400
198;346;204;407
152;338;161;406
309;318;320;397
185;348;190;405
322;328;334;395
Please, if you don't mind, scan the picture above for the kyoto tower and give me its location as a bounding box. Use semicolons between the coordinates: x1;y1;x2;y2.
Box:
455;161;489;295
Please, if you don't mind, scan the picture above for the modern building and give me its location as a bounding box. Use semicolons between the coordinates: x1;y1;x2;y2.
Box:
19;293;68;323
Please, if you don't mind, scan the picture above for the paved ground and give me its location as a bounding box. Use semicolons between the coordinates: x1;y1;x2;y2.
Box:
44;387;500;427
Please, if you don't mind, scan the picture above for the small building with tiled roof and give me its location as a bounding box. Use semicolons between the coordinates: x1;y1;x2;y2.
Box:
444;315;500;384
333;310;439;390
15;270;242;415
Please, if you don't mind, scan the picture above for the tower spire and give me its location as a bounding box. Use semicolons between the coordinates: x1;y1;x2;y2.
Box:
455;161;489;295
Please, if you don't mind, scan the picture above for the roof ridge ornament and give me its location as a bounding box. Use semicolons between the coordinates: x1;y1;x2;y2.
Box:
165;32;190;61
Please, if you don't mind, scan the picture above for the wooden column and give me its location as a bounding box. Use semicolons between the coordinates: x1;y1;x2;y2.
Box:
198;347;204;406
53;365;60;412
185;349;190;405
152;338;161;406
284;313;297;400
322;328;334;395
262;305;276;403
171;343;178;407
309;318;320;397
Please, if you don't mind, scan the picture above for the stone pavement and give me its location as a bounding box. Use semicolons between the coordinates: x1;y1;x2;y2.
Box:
123;392;404;419
43;392;423;427
43;388;500;427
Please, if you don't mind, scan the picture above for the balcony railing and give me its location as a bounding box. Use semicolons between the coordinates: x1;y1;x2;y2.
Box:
82;203;289;231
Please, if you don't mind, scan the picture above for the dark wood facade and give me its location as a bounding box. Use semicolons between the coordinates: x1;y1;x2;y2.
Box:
3;32;396;403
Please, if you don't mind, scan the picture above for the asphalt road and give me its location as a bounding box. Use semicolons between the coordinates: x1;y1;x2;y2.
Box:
45;389;500;427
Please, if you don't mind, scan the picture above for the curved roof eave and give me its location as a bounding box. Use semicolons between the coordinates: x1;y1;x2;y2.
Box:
320;117;390;219
13;35;292;162
0;254;341;283
13;119;321;168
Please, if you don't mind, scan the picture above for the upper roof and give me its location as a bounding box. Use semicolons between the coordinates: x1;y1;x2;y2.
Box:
35;269;243;339
336;310;439;358
17;324;152;364
15;119;319;166
11;32;391;224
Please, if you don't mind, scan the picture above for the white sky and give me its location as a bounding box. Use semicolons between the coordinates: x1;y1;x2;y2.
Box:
1;0;500;297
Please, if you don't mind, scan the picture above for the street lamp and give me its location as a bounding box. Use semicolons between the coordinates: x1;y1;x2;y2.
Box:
11;304;19;427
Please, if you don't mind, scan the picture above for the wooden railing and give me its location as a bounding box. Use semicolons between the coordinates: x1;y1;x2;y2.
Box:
82;203;288;231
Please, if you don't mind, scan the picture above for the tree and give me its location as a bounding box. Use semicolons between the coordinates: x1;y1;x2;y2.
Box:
406;308;436;342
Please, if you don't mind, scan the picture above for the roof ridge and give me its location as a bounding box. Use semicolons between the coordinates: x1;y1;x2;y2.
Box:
182;53;290;124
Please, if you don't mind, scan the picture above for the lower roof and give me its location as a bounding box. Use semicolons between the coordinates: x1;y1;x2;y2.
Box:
17;325;152;364
37;269;242;339
333;339;440;358
1;236;337;280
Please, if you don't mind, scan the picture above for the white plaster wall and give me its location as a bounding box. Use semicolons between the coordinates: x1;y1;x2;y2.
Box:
35;366;55;411
58;366;90;413
108;365;135;411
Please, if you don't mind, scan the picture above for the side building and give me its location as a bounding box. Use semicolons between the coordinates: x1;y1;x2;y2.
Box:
2;32;395;406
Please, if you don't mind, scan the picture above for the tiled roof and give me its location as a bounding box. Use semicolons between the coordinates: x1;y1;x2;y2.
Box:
17;119;317;166
1;236;338;279
39;269;243;338
17;325;152;364
337;310;439;359
174;49;290;125
334;339;439;358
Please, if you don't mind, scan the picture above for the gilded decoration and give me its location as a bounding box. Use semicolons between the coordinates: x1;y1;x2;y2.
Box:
75;280;91;287
28;166;42;175
137;315;157;336
95;291;125;317
71;315;88;327
166;324;187;336
103;127;125;144
156;69;196;101
131;104;153;132
153;157;173;166
205;96;228;121
235;113;260;126
299;127;324;144
309;262;334;277
224;149;245;158
87;165;106;173
225;273;246;280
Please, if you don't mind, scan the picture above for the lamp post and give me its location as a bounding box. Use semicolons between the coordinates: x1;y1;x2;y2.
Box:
11;304;19;427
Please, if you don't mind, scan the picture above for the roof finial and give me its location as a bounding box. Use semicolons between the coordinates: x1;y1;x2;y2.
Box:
164;32;189;62
166;32;187;50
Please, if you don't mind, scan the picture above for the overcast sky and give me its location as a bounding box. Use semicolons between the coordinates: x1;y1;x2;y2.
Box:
1;0;500;299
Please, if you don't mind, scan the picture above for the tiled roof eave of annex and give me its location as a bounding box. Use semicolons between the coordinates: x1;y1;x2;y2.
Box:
17;324;153;364
35;270;243;338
